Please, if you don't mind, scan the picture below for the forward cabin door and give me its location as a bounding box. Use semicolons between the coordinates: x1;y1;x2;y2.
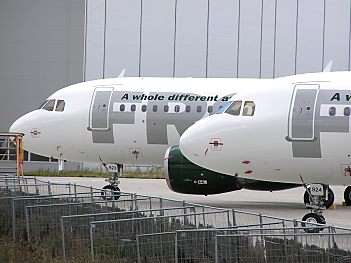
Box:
288;84;320;141
89;87;114;131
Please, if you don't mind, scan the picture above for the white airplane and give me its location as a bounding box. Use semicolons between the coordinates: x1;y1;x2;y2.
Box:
10;76;290;192
8;72;330;208
178;71;351;229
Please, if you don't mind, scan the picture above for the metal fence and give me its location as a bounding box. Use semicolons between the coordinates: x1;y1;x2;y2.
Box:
1;174;351;263
135;227;351;263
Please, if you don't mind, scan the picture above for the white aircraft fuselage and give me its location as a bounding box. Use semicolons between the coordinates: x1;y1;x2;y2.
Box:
179;71;351;186
10;77;266;165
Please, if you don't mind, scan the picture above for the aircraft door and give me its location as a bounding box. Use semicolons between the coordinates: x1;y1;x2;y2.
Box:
288;84;319;140
89;87;113;131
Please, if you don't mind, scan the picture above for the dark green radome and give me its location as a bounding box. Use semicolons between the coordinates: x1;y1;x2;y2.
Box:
165;146;300;195
165;146;242;195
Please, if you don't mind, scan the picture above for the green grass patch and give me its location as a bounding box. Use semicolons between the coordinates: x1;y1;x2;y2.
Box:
24;167;165;179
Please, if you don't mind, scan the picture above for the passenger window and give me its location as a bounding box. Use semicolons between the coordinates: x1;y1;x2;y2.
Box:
131;104;136;112
142;105;147;112
175;105;180;113
153;105;158;112
120;104;125;112
329;107;336;116
39;100;48;109
43;99;55;111
186;105;191;113
344;107;350;116
225;101;242;116
243;101;255;116
208;106;213;113
55;100;65;112
197;106;202;113
164;105;169;112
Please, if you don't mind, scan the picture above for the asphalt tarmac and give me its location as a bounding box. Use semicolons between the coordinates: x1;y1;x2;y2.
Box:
42;177;351;229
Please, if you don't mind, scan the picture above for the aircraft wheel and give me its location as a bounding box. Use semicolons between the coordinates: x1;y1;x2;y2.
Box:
301;213;325;233
101;185;121;200
303;187;334;209
344;186;351;206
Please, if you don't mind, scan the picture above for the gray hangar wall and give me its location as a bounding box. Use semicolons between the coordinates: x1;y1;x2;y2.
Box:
85;0;351;81
0;0;85;132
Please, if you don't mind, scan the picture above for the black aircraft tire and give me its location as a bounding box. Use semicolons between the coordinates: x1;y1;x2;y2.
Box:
344;186;351;206
301;213;325;233
101;185;121;200
303;187;334;209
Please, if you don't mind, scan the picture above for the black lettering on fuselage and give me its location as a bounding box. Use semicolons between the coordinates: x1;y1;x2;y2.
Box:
90;91;233;144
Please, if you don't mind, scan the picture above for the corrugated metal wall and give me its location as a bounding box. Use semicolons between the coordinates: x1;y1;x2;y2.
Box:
0;0;84;131
85;0;351;80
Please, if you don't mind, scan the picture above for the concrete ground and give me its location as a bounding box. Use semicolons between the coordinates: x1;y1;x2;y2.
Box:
41;176;351;229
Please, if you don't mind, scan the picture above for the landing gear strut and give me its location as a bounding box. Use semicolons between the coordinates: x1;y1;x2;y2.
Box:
100;158;122;200
300;178;328;233
303;186;334;209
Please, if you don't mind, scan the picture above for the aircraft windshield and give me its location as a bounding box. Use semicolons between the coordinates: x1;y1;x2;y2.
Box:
225;101;242;116
38;100;48;109
216;101;232;114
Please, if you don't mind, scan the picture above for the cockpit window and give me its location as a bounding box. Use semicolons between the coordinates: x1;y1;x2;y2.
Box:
42;99;55;111
216;101;232;114
243;101;255;116
55;100;65;112
225;101;242;116
38;100;48;109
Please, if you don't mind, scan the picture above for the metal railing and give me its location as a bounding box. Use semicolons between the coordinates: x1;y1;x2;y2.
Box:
1;173;351;263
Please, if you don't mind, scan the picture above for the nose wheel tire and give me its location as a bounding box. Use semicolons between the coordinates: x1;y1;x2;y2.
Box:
101;185;121;200
301;213;325;233
303;187;334;209
344;186;351;206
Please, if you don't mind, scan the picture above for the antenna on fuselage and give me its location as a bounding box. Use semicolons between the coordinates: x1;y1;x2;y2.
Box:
118;68;126;78
323;61;333;72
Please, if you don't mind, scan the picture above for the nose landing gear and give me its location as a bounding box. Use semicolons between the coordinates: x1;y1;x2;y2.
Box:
300;177;328;233
303;186;334;209
99;158;123;200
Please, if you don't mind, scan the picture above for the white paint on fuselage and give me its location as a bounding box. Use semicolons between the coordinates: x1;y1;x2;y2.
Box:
10;77;267;165
179;72;351;186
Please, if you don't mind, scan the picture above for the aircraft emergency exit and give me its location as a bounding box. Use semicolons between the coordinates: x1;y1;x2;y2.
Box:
178;71;351;229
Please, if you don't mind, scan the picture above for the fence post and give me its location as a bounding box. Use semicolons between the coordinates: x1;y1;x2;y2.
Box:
227;210;231;227
74;183;77;197
232;209;237;226
215;234;219;263
34;177;39;195
175;231;178;263
48;181;52;195
160;198;163;215
12;198;16;242
327;226;331;263
136;234;141;263
282;219;288;263
25;206;30;243
259;214;267;263
293;219;300;262
134;194;138;211
90;224;95;261
90;186;94;203
61;217;67;263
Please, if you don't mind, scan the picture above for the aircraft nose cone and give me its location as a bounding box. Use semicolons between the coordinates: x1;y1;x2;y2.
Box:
179;124;199;158
9;113;32;137
9;118;22;134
